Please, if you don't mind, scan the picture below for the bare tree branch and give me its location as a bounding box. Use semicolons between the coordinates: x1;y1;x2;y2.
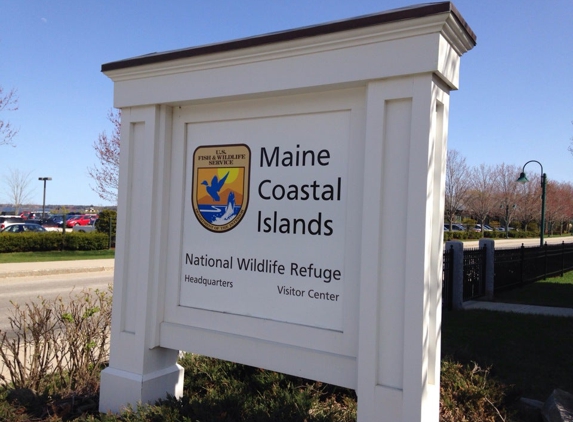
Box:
2;168;34;214
445;150;471;228
466;163;498;235
88;109;120;203
0;86;19;146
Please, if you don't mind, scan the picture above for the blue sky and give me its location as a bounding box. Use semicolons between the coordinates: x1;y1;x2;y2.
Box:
1;0;572;207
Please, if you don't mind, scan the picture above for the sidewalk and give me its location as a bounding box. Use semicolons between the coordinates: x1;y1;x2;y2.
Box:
0;259;115;278
463;300;573;317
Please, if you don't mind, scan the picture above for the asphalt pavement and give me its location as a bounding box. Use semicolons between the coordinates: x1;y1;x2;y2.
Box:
462;235;573;249
0;257;571;317
0;259;115;278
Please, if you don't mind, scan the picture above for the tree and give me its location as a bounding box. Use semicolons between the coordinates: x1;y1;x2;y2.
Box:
445;150;471;228
88;109;120;203
491;163;521;232
514;172;541;232
95;209;117;248
0;86;19;146
465;164;498;237
567;120;573;154
2;168;34;214
545;181;573;235
95;209;117;236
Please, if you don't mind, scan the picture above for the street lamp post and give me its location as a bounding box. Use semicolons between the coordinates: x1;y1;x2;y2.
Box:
38;177;52;222
516;161;546;247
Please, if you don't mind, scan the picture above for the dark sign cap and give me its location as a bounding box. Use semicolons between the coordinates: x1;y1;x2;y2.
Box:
102;2;475;73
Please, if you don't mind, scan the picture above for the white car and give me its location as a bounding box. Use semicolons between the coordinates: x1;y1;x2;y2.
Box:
474;224;493;232
73;223;97;233
0;223;47;233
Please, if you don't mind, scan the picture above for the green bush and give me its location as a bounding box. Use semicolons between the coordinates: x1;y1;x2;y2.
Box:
507;230;536;239
167;354;357;422
444;231;482;241
95;210;117;237
0;233;62;252
62;232;109;251
444;229;541;242
0;232;109;252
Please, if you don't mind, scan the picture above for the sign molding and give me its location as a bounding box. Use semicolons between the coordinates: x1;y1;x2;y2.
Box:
99;5;475;421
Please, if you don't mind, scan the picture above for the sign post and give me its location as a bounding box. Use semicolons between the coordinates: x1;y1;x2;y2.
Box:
100;3;475;421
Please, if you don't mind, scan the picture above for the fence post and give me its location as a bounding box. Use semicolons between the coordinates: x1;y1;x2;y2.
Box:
446;240;464;310
544;241;548;280
520;244;525;286
479;238;495;300
562;241;565;277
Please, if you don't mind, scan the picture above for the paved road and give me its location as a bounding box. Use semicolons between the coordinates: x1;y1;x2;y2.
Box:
462;236;573;249
0;270;113;336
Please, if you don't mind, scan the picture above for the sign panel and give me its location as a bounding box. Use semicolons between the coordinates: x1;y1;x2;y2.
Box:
180;111;349;330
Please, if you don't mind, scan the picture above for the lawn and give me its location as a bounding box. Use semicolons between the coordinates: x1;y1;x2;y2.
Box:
439;271;573;420
0;249;115;263
493;270;573;308
442;308;573;402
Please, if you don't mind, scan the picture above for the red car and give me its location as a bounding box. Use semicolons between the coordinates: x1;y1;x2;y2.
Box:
66;214;97;227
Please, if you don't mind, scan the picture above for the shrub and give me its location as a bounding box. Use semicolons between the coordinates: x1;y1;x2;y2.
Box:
170;354;357;422
0;287;112;396
440;359;515;421
0;232;109;252
526;222;538;232
62;232;109;251
0;232;62;253
95;210;117;238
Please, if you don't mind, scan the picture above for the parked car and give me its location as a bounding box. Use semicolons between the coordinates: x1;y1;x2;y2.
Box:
73;220;98;233
20;212;44;220
497;227;516;232
0;223;47;233
69;214;98;227
66;214;97;228
474;224;493;232
42;215;65;231
0;216;23;230
445;224;465;231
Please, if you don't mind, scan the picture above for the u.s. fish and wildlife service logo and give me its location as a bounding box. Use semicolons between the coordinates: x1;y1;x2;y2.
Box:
192;144;251;233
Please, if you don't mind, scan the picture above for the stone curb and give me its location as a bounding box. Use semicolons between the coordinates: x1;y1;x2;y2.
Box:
0;266;114;279
463;300;573;317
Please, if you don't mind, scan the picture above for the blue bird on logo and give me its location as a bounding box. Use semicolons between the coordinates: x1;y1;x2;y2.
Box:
201;172;229;202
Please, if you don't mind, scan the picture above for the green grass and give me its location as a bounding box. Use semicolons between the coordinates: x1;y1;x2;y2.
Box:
0;249;115;263
441;271;573;404
442;309;573;402
494;271;573;308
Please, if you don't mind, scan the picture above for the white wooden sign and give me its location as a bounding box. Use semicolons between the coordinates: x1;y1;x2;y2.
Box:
99;3;475;421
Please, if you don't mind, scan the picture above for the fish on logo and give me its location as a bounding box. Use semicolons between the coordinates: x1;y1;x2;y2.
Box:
192;144;251;233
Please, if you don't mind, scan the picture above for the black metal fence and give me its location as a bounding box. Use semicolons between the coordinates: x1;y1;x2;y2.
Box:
494;242;573;292
443;245;453;310
462;246;486;301
442;244;487;308
442;241;573;307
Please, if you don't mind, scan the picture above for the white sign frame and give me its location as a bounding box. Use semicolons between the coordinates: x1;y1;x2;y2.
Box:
162;89;364;388
99;4;475;421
